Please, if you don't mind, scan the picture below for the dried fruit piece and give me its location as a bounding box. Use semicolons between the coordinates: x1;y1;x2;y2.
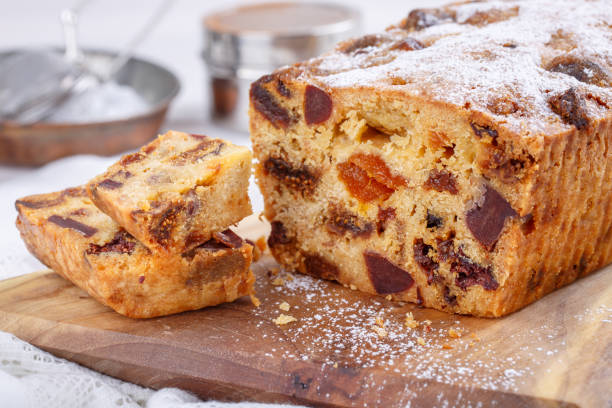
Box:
390;37;425;51
402;8;455;31
466;185;517;251
304;85;333;125
463;6;519;27
87;230;135;255
413;239;439;284
364;250;414;294
337;161;394;202
471;123;499;144
443;286;457;305
349;153;408;189
149;203;184;248
304;254;339;280
250;79;293;128
339;34;388;54
48;215;97;237
212;229;244;249
120;152;145;166
546;56;610;87
264;157;318;195
424;169;459;195
276;79;292;98
548;88;589;130
337;153;407;203
97;179;123;190
452;252;499;290
268;221;291;248
426;210;443;229
327;207;373;238
377;207;396;234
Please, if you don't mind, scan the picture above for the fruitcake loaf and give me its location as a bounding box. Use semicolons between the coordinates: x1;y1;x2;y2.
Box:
15;187;254;318
87;130;252;254
249;0;612;317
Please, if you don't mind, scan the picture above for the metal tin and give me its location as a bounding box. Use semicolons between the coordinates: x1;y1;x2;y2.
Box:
203;2;361;132
0;48;180;166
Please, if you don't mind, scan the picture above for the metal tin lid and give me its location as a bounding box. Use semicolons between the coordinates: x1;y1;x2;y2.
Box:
203;2;361;75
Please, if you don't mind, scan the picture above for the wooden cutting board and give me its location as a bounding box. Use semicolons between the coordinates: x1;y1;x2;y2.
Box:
0;217;610;407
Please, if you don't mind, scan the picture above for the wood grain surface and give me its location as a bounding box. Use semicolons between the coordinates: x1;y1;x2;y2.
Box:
0;217;610;407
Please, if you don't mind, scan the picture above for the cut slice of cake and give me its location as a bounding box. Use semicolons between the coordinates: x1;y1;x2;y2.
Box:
16;188;254;318
250;0;612;316
87;130;252;254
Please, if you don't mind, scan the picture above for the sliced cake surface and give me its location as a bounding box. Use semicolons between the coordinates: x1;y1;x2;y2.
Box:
250;0;612;316
87;130;252;254
16;188;254;318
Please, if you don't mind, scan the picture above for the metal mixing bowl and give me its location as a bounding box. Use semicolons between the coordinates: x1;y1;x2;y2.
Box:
0;48;180;166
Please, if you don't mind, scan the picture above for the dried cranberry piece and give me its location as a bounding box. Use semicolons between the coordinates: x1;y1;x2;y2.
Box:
423;169;458;195
304;85;332;125
268;221;291;248
466;185;517;251
548;88;589;130
364;250;414;294
48;215;97;237
250;79;293;129
413;239;439;284
304;254;339;280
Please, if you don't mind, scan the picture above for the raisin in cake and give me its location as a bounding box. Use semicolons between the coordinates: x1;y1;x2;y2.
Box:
87;130;252;254
16;188;254;318
249;0;612;317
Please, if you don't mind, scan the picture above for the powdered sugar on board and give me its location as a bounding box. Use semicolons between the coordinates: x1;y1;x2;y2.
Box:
246;257;612;405
296;0;612;136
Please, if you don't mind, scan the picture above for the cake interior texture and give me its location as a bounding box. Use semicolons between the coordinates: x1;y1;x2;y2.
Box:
16;187;254;318
250;0;612;316
88;130;252;254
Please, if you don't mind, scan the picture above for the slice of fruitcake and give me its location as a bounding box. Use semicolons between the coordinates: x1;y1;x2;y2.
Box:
16;187;254;318
87;130;252;254
249;0;612;316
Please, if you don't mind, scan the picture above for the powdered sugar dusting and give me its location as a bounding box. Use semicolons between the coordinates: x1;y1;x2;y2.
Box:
297;0;612;136
247;260;612;405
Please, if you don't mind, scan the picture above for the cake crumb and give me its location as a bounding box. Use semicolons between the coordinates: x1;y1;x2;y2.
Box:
279;301;290;311
271;277;285;286
373;325;387;338
448;328;462;338
442;343;454;350
349;284;357;290
470;333;481;342
250;293;261;307
269;267;280;276
405;312;418;329
385;295;392;301
417;337;426;346
333;362;338;368
375;316;385;327
274;314;297;325
285;273;294;281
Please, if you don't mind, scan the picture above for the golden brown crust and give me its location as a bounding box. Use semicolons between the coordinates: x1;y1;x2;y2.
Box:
15;188;254;318
87;130;253;255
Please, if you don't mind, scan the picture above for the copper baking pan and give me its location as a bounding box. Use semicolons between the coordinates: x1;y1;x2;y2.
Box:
0;48;180;166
